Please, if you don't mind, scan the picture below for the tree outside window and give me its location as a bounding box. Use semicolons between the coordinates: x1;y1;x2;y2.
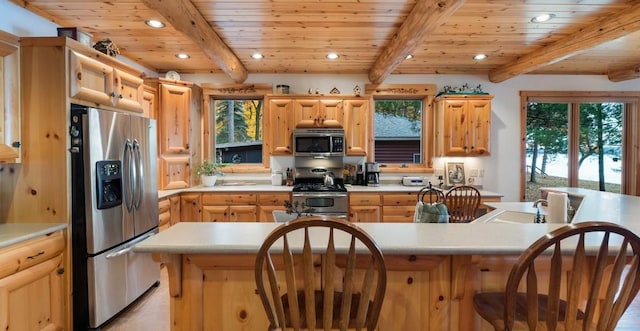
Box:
214;99;263;163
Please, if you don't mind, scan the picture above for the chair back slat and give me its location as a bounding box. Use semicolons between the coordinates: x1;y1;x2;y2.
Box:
265;254;285;329
339;237;357;330
282;234;301;329
597;239;630;330
255;216;387;331
584;231;611;327
324;229;336;331
565;233;586;330
445;185;481;223
607;255;640;329
303;228;317;329
525;265;538;330
545;244;563;330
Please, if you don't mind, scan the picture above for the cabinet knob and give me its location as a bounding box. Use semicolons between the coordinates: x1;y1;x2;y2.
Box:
11;141;21;148
57;267;65;275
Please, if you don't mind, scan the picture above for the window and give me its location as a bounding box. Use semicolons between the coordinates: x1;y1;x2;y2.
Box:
367;84;436;171
521;91;639;200
373;99;423;164
213;99;263;164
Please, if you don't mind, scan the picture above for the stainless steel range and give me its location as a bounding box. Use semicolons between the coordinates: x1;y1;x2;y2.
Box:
292;129;348;218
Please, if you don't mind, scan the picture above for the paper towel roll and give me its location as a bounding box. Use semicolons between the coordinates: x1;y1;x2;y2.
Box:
547;192;568;223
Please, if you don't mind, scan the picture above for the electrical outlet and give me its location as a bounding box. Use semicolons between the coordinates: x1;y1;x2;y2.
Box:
435;168;444;177
469;168;478;177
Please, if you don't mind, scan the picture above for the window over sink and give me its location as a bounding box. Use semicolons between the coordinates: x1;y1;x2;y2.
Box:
213;98;263;164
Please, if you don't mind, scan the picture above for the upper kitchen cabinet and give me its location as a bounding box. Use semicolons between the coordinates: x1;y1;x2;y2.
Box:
293;98;344;128
146;78;202;189
0;31;20;163
68;50;144;113
264;95;371;156
435;94;493;156
343;97;372;156
264;97;294;155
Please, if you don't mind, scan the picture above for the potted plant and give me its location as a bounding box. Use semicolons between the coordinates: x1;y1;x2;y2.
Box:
195;160;228;187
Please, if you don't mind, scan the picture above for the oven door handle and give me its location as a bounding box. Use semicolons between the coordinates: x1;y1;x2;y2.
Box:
292;192;348;198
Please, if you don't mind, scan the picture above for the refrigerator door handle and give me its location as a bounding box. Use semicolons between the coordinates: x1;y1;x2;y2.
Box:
133;139;144;210
123;139;135;212
104;230;156;259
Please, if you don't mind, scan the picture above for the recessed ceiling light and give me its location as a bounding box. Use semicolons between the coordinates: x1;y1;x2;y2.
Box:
405;54;414;60
175;53;190;59
473;53;488;60
145;20;165;28
251;53;264;60
326;52;339;60
531;13;555;23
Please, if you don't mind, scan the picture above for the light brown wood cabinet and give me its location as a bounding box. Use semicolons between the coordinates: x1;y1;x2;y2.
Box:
0;230;66;330
264;95;372;156
435;95;493;156
349;193;381;222
180;193;202;222
0;31;21;163
201;193;257;222
148;78;203;189
68;50;144;113
257;192;290;222
382;192;417;223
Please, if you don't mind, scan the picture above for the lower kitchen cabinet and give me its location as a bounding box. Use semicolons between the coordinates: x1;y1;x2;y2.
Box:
159;195;182;230
382;192;417;223
349;193;381;222
201;193;257;222
0;230;66;330
257;193;290;222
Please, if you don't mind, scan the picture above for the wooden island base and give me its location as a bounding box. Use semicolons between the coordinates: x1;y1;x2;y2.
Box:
154;252;517;331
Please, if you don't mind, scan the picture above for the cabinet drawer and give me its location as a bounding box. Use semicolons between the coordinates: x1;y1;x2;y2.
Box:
258;193;290;206
202;193;257;205
0;231;65;279
383;193;417;206
350;193;381;205
382;206;415;223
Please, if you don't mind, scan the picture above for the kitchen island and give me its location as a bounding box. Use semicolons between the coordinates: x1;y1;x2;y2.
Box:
136;188;640;331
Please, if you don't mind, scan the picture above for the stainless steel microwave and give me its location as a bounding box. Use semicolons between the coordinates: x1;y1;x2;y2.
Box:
293;128;345;156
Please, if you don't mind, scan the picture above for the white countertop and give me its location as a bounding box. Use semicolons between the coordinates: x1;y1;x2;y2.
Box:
137;187;640;256
0;223;67;249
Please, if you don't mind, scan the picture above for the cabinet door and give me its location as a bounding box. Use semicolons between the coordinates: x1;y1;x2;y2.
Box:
229;205;257;222
202;205;229;222
169;195;181;225
159;83;191;154
180;193;201;222
0;33;20;163
142;86;157;119
266;98;294;154
114;69;144;113
0;255;65;331
343;99;370;156
468;99;491;155
293;99;320;127
349;205;381;222
318;99;343;127
68;50;114;105
160;155;190;189
443;100;469;155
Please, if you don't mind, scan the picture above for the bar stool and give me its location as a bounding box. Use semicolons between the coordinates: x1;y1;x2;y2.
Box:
473;221;640;331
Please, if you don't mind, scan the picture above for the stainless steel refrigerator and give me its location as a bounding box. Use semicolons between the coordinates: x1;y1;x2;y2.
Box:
70;104;159;330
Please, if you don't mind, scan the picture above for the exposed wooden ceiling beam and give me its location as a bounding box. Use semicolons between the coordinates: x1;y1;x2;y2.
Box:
489;3;640;83
608;64;640;82
142;0;248;83
368;0;465;84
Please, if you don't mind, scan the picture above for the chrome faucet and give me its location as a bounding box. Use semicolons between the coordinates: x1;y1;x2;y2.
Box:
532;199;548;208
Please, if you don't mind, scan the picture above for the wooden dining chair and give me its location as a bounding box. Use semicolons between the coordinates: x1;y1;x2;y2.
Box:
444;185;481;223
473;221;640;331
417;186;446;204
255;216;387;331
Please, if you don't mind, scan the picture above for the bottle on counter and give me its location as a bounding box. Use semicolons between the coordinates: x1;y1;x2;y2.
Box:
285;168;294;186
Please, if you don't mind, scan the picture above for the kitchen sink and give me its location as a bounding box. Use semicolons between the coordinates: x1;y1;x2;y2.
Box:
481;210;542;224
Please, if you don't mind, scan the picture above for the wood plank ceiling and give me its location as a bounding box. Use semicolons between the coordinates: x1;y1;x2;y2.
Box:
11;0;640;84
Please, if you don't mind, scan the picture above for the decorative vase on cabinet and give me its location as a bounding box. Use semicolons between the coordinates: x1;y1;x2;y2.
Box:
201;175;217;187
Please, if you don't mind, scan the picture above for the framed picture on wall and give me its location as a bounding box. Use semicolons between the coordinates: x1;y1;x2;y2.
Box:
445;162;466;186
